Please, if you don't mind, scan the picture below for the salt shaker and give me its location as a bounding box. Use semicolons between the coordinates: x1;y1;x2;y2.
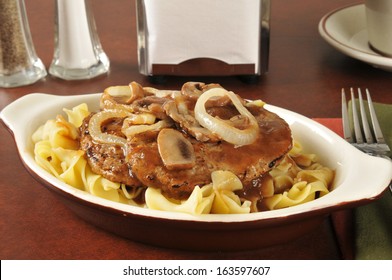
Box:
0;0;47;88
49;0;110;80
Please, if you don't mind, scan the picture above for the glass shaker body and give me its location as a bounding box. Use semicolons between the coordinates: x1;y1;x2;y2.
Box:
0;0;47;88
49;0;109;80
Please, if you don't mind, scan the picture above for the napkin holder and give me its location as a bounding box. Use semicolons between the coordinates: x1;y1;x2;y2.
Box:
136;0;270;80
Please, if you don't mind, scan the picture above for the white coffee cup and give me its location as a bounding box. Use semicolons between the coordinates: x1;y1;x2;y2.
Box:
365;0;392;57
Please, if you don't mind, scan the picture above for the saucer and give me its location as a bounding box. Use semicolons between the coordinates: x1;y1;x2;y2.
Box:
319;4;392;72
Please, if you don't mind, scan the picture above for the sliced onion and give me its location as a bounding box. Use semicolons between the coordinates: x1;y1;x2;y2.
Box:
194;88;259;147
101;82;145;112
122;119;172;138
123;113;156;125
88;109;129;148
143;87;180;98
106;82;144;102
104;85;132;97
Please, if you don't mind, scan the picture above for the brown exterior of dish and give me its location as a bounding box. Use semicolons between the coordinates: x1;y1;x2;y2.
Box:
24;161;385;251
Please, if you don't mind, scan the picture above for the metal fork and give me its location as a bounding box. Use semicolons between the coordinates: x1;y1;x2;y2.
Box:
342;88;391;194
341;88;391;157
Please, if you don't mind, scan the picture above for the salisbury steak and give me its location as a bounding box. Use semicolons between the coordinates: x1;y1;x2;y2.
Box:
126;105;292;200
79;114;141;187
79;82;292;201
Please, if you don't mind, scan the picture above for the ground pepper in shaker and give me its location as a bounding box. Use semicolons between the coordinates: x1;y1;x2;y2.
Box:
0;0;47;88
49;0;110;80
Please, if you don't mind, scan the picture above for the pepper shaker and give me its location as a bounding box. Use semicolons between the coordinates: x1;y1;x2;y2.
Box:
49;0;110;80
0;0;47;88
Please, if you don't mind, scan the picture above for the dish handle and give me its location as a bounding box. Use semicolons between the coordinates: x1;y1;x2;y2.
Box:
1;94;66;130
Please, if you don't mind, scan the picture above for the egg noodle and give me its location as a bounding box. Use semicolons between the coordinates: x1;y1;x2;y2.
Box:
32;103;334;215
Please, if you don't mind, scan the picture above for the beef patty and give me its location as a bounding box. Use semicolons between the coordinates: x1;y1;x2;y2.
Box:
79;82;292;200
79;114;141;187
126;105;292;200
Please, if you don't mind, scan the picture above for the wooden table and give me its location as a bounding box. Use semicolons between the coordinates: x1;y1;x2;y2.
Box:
1;0;391;260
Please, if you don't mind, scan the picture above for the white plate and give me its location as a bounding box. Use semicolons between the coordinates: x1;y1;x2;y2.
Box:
319;4;392;71
1;93;391;250
1;92;391;221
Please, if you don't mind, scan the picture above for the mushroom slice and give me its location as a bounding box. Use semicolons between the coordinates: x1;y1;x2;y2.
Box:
157;128;196;170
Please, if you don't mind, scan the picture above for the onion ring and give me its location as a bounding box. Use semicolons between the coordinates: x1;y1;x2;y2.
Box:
194;88;259;147
88;109;129;148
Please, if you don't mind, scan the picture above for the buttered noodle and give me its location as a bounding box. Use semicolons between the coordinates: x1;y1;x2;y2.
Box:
32;103;334;215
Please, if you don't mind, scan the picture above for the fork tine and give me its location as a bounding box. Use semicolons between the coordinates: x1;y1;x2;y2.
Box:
341;89;353;142
357;88;374;143
342;88;391;159
350;88;364;144
366;89;388;146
